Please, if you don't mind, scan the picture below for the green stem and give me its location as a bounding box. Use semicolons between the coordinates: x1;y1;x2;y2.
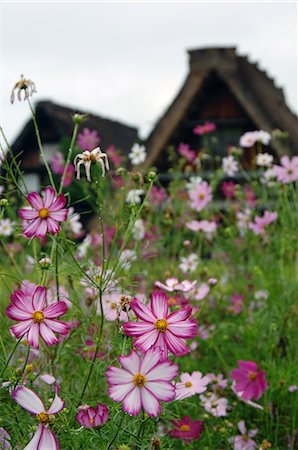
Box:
27;98;56;190
0;337;22;378
106;412;125;450
58;123;79;194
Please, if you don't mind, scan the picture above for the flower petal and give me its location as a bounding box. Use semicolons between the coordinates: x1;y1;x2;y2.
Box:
118;350;140;374
133;328;159;352
164;332;190;356
146;360;179;381
46;218;60;235
27;192;43;210
123;321;155;337
11;319;33;338
122;387;142;416
106;366;133;385
48;193;66;211
10;290;33;313
27;323;40;349
49;209;68;222
38;427;59;450
47;385;65;414
43;319;70;335
130;298;156;322
108;382;134;402
12;386;44;414
140;348;162;375
167;319;198;338
33;286;46;311
23;425;43;450
141;387;161;417
18;208;39;220
34;219;48;238
145;381;175;402
43;187;56;208
150;291;168;319
167;306;192;323
43;301;67;319
6;304;33;321
23;218;43;238
39;323;59;346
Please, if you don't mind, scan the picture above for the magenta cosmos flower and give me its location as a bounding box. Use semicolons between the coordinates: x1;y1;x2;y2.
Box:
273;155;298;183
106;348;178;417
230;360;268;401
6;286;70;349
76;403;109;428
12;385;64;449
123;291;197;358
193;121;216;135
77;128;100;151
188;181;212;212
18;186;68;238
169;416;204;444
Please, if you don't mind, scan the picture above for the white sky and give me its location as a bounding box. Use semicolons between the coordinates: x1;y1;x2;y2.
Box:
1;1;297;145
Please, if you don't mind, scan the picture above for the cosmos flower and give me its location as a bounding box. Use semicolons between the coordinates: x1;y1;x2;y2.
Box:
106;348;178;417
200;394;228;417
230;360;268;401
74;147;109;181
186;220;217;237
175;371;209;400
228;421;258;450
273;156;298;183
179;254;199;273
123;291;197;358
10;74;36;104
11;385;64;450
0;427;11;449
76;403;109;428
168;416;204;444
178;143;197;162
256;153;274;167
18;187;68;238
128;143;147;165
222;156;239;177
154;278;197;293
0;218;15;237
6;285;70;349
77;128;100;151
193;121;216;135
239;130;270;148
188;181;212;212
248;211;277;235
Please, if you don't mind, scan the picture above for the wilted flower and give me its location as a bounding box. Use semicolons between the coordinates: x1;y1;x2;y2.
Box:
168;416;204;444
77;128;100;151
74;147;109;181
128;143;147;165
10;74;36;104
106;347;178;417
12;385;64;449
76;403;109;428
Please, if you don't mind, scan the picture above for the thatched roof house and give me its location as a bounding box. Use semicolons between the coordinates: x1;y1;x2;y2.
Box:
144;47;298;171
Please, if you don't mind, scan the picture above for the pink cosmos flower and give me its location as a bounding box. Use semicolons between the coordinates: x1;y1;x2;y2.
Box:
248;211;277;235
6;286;70;349
154;278;197;293
99;290;128;321
230;360;268;401
194;283;210;301
200;394;228;417
239;130;270;148
228;421;258;450
123;291;197;358
221;181;236;198
193;121;216;135
76;403;109;428
207;373;228;391
149;186;167;206
12;385;64;450
77;128;100;151
18;187;68;238
273;156;298;183
106;347;178;417
0;428;11;449
186;219;217;236
188;181;212;211
175;371;210;400
169;416;204;444
231;293;245;314
106;145;123;168
178;143;197;162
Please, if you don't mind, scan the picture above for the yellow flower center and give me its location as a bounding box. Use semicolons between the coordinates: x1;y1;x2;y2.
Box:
185;381;192;388
249;372;257;381
37;412;50;425
242;435;249;442
180;425;190;432
38;208;49;219
155;319;168;333
110;302;117;310
199;193;205;200
32;311;44;323
133;373;146;387
168;297;175;305
89;418;94;424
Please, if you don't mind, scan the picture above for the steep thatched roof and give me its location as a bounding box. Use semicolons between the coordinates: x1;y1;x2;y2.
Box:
11;100;138;159
145;47;298;168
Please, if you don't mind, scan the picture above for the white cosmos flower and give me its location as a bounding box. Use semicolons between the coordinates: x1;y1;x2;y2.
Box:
132;218;145;240
126;189;144;204
222;156;238;177
0;219;14;236
256;153;273;167
128;144;147;165
179;253;199;273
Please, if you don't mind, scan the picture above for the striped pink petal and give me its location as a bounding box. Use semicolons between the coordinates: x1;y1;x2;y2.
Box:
27;192;43;210
18;208;39;220
34;219;48;238
167;320;198;338
43;187;56;208
44;319;70;335
141;388;161;417
39;323;59;346
11;319;33;338
106;367;133;385
140;347;162;375
150;291;168;319
6;304;33;321
49;209;68;222
145;381;175;402
122;321;154;337
43;301;67;319
122;387;141;416
49;193;66;211
33;286;46;311
23;424;43;450
38;427;59;450
118;350;140;374
12;386;44;414
129;298;156;322
23;218;42;238
47;385;65;414
146;360;179;381
46;217;60;235
164;332;190;356
133;328;159;352
108;383;134;402
27;323;40;349
167;306;192;323
10;290;33;312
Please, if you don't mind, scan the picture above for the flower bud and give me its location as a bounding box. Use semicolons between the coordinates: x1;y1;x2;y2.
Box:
39;257;52;269
76;403;109;428
147;171;157;182
0;198;8;206
72;113;88;124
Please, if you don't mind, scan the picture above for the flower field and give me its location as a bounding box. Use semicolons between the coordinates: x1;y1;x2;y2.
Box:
0;79;297;450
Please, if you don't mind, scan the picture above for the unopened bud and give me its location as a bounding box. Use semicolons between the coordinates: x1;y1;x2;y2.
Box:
72;113;88;124
208;278;217;287
39;257;52;269
147;171;157;182
0;198;8;206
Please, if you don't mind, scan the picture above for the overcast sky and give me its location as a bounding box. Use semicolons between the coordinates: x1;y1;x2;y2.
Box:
1;1;297;146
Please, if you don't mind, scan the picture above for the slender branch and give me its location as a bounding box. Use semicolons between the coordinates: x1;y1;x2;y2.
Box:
58;122;79;194
106;412;125;450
